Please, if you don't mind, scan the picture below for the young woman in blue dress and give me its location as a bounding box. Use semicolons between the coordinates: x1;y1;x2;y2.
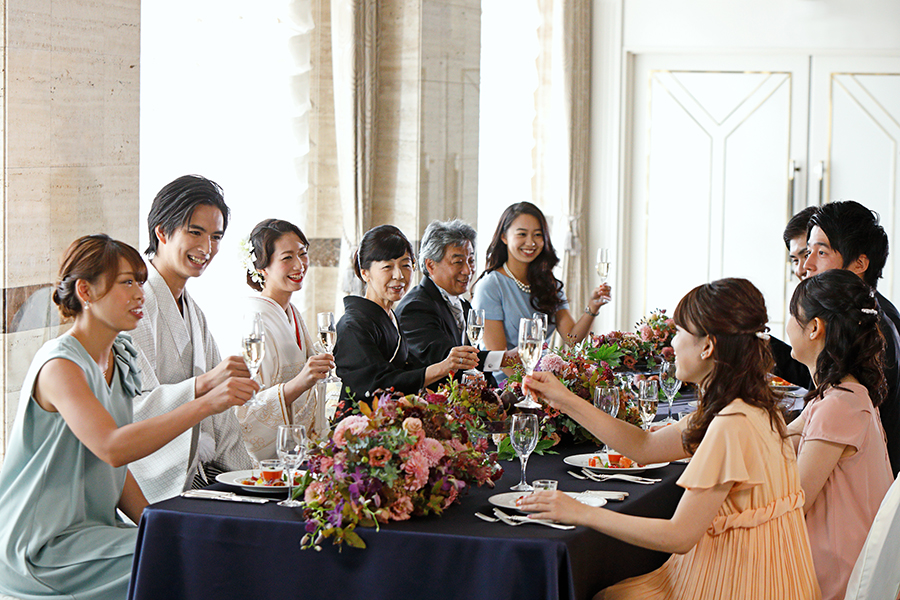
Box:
0;235;256;600
472;202;611;357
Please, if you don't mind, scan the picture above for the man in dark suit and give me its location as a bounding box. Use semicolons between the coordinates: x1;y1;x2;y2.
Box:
804;200;900;476
396;219;517;388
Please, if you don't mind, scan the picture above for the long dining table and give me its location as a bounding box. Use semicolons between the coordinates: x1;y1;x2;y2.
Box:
127;441;687;600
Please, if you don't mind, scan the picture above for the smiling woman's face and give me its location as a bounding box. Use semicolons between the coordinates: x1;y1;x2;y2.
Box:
362;252;413;310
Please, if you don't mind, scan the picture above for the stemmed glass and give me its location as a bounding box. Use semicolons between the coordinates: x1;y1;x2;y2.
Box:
316;312;338;382
276;424;307;507
532;312;548;340
592;385;619;453
659;360;682;423
638;379;659;429
510;413;539;491
242;313;266;409
596;248;610;284
462;309;485;377
515;318;543;409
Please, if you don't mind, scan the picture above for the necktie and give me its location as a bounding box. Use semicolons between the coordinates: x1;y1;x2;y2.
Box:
448;299;465;338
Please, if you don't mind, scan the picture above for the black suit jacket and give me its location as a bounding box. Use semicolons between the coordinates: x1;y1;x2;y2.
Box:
876;291;900;477
395;276;497;387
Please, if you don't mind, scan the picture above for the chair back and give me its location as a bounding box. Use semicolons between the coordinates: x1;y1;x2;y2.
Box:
844;474;900;600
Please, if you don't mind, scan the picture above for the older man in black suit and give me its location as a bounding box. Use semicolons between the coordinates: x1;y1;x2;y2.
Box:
396;220;516;387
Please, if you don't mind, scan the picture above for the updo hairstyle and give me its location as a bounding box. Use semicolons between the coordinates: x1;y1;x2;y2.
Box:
53;234;148;321
246;219;309;292
352;225;416;282
674;277;783;454
790;269;886;407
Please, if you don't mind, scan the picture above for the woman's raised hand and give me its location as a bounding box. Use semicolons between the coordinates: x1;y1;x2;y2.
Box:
294;353;334;392
523;371;576;410
587;283;612;314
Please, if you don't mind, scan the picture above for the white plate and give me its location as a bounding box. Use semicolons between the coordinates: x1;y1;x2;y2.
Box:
215;470;290;494
488;491;607;513
563;453;669;474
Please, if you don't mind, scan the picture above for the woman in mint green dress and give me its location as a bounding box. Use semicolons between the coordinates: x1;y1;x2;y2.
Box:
0;235;256;600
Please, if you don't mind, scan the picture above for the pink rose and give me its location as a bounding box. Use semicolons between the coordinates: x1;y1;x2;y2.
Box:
389;496;414;521
402;417;425;441
304;480;327;504
639;324;653;342
661;346;675;361
333;415;370;447
318;456;334;472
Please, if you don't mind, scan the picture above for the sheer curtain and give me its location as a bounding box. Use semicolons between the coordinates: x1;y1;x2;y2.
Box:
534;0;592;321
331;0;378;306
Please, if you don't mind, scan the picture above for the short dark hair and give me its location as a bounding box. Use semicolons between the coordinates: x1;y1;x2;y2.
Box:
353;225;415;281
246;218;309;291
54;234;148;320
783;206;818;249
808;200;889;288
145;175;229;256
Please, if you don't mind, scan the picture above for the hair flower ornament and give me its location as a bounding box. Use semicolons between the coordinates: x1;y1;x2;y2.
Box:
238;236;263;285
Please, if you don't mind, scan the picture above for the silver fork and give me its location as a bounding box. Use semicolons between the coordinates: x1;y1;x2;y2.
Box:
581;468;660;484
492;508;575;530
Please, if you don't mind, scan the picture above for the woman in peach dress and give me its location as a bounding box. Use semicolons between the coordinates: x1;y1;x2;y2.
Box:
785;270;893;599
521;278;820;599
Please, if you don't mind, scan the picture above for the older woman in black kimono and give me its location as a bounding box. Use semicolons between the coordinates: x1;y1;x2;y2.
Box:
333;225;478;416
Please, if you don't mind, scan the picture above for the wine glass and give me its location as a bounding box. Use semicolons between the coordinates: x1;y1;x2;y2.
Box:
596;248;610;284
659;360;682;423
462;309;485;377
510;413;539;491
316;312;338;382
515;318;543;409
242;313;266;409
592;385;619;453
276;424;307;507
638;379;659;429
532;312;548;340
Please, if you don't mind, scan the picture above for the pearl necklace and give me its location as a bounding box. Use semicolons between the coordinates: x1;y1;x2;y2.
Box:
503;262;531;293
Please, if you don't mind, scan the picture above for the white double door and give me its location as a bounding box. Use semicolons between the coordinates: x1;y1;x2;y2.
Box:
625;54;900;338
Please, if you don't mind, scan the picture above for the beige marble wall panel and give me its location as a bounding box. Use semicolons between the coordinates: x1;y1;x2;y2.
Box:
5;168;54;289
6;0;50;49
377;0;422;80
51;52;106;167
5;48;52;169
103;56;140;166
4;327;60;447
376;78;421;144
51;0;138;56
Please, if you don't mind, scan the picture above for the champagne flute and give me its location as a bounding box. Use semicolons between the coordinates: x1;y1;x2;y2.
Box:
515;318;543;409
242;313;266;409
532;312;548;340
638;379;659;429
316;312;338;382
510;413;539;491
596;248;610;284
276;424;307;507
592;385;619;453
462;309;485;377
659;360;682;423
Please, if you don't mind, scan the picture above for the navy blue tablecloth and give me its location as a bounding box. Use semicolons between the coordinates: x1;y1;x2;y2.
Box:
128;446;685;600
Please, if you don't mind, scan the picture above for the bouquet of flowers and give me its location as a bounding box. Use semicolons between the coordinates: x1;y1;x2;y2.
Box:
592;309;676;370
297;390;503;550
438;378;508;436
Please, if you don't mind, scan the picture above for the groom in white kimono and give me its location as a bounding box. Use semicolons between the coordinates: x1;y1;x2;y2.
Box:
130;175;256;503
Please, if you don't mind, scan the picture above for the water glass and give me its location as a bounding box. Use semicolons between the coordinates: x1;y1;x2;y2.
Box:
592;385;619;452
532;479;558;492
510;413;539;491
276;424;307;507
659;360;682;422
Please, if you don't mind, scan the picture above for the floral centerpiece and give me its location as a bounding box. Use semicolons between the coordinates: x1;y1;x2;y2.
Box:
593;309;676;371
297;390;503;550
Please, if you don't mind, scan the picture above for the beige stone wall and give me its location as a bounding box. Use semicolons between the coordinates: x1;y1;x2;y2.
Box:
1;0;141;461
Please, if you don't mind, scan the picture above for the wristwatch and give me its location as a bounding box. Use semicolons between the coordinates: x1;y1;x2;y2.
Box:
584;306;599;317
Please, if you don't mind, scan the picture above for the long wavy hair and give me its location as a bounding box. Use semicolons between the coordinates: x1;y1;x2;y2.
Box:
674;278;785;454
790;270;886;408
477;202;563;321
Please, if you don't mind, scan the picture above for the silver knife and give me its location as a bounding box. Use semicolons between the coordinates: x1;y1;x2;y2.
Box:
181;490;271;504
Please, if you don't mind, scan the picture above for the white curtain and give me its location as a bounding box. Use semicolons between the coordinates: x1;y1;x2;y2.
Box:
331;0;378;306
533;0;591;321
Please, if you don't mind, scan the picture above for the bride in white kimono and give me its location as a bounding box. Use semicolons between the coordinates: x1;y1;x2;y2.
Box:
235;219;334;462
